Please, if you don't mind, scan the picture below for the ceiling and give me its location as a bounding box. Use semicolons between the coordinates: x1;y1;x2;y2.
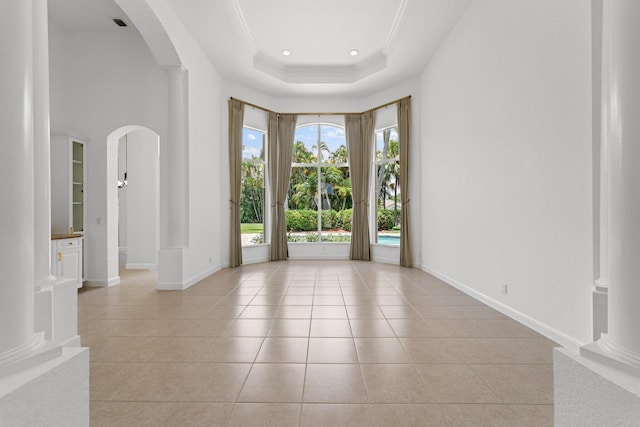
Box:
48;0;472;97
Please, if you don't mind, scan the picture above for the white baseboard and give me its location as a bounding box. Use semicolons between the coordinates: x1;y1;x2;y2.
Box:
85;276;120;287
156;263;227;290
418;263;582;352
125;263;158;270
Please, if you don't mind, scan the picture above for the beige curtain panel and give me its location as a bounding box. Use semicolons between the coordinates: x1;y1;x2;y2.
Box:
228;99;244;267
346;111;374;261
267;112;279;260
270;114;297;260
398;98;413;267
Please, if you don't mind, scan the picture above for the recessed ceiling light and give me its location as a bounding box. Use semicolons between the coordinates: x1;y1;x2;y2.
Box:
281;50;291;56
350;50;359;56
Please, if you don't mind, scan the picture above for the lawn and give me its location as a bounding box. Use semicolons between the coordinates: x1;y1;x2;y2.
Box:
241;223;264;234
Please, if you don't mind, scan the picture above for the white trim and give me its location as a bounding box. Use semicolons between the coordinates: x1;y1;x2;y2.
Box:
156;263;226;290
242;244;270;265
85;276;120;287
371;244;400;265
383;0;410;53
418;263;583;352
125;263;158;270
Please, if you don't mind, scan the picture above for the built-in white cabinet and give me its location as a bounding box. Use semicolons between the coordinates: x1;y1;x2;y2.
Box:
51;236;83;288
51;132;86;234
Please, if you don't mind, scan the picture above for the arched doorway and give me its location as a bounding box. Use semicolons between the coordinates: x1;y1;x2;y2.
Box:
106;126;160;283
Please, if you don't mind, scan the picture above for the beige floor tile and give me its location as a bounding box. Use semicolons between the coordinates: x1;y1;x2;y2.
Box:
414;364;501;403
173;363;251;402
374;296;409;305
285;287;314;296
345;305;385;318
307;338;358;363
90;362;142;400
361;364;429;403
276;305;313;319
219;295;255;305
388;318;442;337
228;403;301;427
437;404;526;427
370;403;449;427
250;295;284;305
203;305;245;319
281;295;314;305
469;364;554;404
505;404;554;426
304;364;368;403
349;319;396;337
400;337;554;364
313;286;342;295
91;401;167;427
267;319;311;337
239;305;280;319
313;295;345;305
224;318;273;337
81;336;153;362
207;336;264;362
153;403;233;427
256;287;287;296
110;363;192;401
256;337;309;363
300;404;373;427
310;319;352;337
85;263;555;426
141;336;219;363
354;338;411;363
238;364;306;402
312;305;348;319
460;318;542;338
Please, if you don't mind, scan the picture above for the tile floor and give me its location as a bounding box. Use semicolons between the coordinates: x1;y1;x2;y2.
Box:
80;260;556;426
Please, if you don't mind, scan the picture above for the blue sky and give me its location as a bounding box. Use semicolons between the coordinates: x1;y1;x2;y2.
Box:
295;124;346;154
243;124;397;160
242;127;264;160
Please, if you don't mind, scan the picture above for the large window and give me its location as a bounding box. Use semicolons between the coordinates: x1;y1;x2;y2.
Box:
287;124;352;243
240;127;266;246
374;126;401;245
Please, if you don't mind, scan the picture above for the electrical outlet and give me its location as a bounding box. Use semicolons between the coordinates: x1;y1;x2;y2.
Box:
208;256;212;264
502;284;508;295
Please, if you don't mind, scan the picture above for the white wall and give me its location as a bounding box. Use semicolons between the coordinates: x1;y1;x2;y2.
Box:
419;0;593;347
117;135;128;251
122;130;159;269
48;26;168;284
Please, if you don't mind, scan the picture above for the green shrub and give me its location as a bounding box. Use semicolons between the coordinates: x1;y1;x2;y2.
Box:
285;209;317;231
267;208;401;232
377;209;399;230
336;209;352;232
321;210;338;230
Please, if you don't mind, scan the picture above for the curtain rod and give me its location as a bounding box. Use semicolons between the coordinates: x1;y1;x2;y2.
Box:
229;95;411;116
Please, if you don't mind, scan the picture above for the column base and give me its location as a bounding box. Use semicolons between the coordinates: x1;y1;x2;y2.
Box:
0;347;89;426
157;247;185;290
0;334;62;379
581;333;640;377
554;348;640;426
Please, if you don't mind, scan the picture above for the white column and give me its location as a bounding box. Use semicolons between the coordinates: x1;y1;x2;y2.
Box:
583;0;640;373
33;0;55;290
606;0;640;360
163;66;189;248
0;0;40;360
157;66;188;288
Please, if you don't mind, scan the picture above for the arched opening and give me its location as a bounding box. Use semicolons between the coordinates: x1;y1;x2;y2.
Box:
106;126;160;284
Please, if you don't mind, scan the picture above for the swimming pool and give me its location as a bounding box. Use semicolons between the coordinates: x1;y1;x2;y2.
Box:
377;234;400;245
